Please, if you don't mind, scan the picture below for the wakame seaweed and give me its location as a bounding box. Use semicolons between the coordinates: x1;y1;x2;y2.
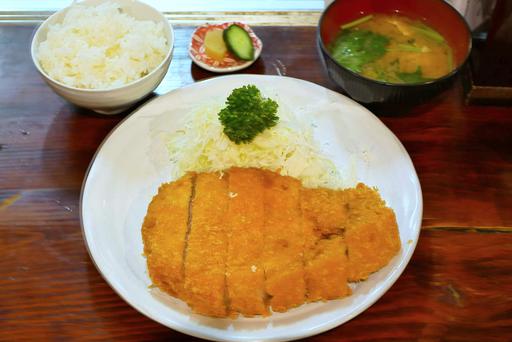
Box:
329;29;389;73
396;67;433;83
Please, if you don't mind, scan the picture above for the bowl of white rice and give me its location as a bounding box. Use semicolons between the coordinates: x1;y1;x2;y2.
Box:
31;0;174;114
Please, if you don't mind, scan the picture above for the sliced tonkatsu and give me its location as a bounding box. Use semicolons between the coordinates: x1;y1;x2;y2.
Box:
261;170;306;312
183;172;230;317
301;188;351;302
304;236;351;301
141;173;195;297
301;187;349;236
343;183;401;281
225;168;268;316
142;168;401;318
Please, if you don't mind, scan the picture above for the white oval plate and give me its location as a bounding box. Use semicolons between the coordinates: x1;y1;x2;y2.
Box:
80;75;422;341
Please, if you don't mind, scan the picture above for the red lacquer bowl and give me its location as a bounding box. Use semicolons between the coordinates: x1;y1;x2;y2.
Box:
317;0;472;106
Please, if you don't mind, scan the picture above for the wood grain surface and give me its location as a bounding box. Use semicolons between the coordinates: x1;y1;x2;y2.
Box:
1;25;511;341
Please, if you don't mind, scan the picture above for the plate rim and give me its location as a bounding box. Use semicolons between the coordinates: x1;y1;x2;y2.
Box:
79;74;423;341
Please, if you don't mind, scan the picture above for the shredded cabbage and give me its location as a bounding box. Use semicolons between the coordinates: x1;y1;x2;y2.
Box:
166;103;342;189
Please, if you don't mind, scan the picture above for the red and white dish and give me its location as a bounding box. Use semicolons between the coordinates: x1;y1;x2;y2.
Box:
189;22;263;73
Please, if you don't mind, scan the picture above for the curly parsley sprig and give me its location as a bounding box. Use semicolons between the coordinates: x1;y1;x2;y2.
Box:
218;85;279;144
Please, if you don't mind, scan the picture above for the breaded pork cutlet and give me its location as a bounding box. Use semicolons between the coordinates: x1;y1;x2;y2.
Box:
304;236;351;301
142;168;401;318
261;170;306;312
225;168;268;316
142;173;194;297
344;183;401;281
301;188;349;236
301;188;351;302
183;172;230;317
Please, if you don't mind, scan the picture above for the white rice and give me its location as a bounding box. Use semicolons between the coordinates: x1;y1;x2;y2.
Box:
37;1;168;89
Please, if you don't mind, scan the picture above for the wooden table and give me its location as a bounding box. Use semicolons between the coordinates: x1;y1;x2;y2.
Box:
1;24;511;341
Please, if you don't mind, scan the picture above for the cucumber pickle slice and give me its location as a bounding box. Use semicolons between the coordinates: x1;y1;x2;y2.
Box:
223;24;255;61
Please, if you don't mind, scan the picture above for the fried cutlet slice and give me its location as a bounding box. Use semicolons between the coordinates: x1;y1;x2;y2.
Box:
301;187;348;236
225;168;268;316
264;260;305;312
262;170;306;312
226;265;266;316
141;173;194;297
300;187;351;301
344;183;401;281
183;172;229;317
304;236;351;301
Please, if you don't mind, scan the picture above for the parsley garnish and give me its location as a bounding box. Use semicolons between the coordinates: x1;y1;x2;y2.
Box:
218;85;279;144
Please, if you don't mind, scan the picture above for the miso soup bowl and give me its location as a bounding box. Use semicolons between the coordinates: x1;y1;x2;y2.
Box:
317;0;472;106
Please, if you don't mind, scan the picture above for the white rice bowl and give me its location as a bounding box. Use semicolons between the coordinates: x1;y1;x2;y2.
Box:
37;1;168;89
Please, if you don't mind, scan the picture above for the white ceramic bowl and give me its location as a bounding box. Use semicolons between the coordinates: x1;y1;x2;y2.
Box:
31;0;174;114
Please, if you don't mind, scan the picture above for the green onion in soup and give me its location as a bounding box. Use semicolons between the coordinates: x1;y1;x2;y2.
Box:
329;14;454;84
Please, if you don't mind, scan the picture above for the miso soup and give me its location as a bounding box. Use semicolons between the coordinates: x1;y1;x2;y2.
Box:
329;14;454;84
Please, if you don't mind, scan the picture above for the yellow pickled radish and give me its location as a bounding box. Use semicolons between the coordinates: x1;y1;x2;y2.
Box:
204;29;227;61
